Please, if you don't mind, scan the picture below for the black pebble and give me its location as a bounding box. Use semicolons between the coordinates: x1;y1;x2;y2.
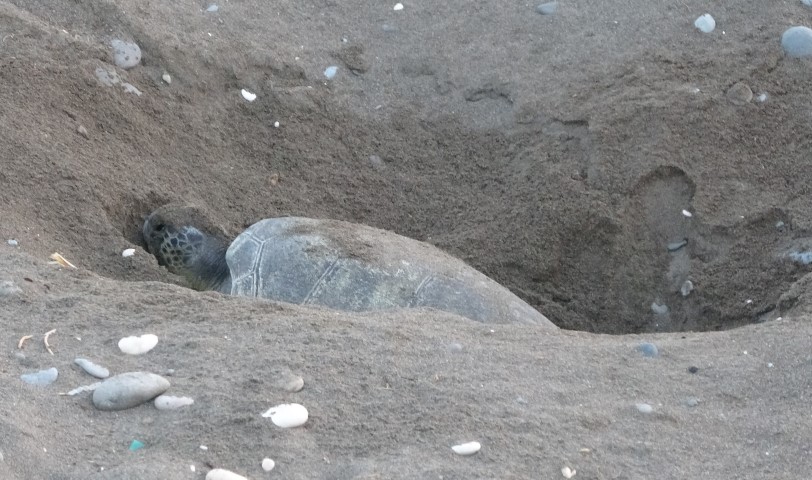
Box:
688;366;699;374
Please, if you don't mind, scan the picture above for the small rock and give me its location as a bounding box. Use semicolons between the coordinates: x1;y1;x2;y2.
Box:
206;469;248;480
20;367;58;386
667;239;688;252
161;72;172;84
451;441;481;456
74;358;110;379
680;280;694;297
7;239;18;246
92;372;170;411
206;4;219;13
755;92;768;103
122;248;136;257
324;66;338;79
118;334;159;355
651;302;669;315
694;14;715;33
261;458;276;472
111;39;142;69
262;403;308;428
684;397;700;407
636;342;659;358
688;366;699;374
0;280;22;296
782;26;812;57
241;89;256;102
77;125;89;139
635;403;653;414
95;67;121;87
726;82;753;105
682;209;693;217
789;251;812;265
535;1;558;15
369;155;384;168
393;3;404;11
448;342;464;353
154;395;194;410
775;221;785;230
561;466;576;479
129;440;144;451
121;83;142;96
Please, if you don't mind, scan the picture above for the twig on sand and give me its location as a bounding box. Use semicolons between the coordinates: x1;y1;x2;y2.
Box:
18;335;33;349
44;329;57;355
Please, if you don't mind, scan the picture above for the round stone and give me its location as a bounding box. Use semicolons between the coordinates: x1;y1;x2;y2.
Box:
726;82;753;105
262;403;308;428
92;372;170;411
636;342;659;358
781;26;812;57
20;367;58;386
74;358;110;379
111;39;142;69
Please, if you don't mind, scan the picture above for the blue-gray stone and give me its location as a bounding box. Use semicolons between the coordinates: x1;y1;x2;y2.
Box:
92;372;170;411
21;367;58;386
74;358;110;379
111;39;142;69
324;66;338;79
637;342;659;357
536;2;558;15
789;251;812;265
781;26;812;57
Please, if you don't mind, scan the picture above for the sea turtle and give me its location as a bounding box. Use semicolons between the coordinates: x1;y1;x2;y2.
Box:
142;204;556;328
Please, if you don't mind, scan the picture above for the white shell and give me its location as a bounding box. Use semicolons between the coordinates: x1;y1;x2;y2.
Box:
262;403;308;428
161;73;172;84
394;3;404;10
262;458;276;472
154;395;194;410
118;334;159;355
241;89;257;102
451;441;481;456
206;469;248;480
562;466;576;478
682;209;693;217
122;248;136;257
636;403;653;413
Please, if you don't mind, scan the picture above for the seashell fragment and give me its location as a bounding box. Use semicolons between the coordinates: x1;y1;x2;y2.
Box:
451;441;481;456
118;334;159;355
241;89;257;102
262;403;308;428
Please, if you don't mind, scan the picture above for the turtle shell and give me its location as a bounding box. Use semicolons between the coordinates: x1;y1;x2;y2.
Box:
225;217;556;328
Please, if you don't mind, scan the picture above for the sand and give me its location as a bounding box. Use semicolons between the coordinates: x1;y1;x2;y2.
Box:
1;0;811;478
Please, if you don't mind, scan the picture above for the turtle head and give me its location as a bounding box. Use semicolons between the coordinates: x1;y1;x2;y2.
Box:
143;205;232;292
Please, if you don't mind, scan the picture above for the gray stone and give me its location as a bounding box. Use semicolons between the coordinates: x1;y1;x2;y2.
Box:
92;372;170;411
111;39;142;69
781;26;812;58
74;358;110;379
20;367;58;386
536;2;558;15
0;280;22;297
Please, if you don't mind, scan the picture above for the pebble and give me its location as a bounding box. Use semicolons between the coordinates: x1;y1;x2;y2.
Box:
77;125;89;139
682;209;693;217
324;66;338;79
535;2;558;15
755;92;768;103
684;397;700;407
451;441;481;456
154;395;194;410
667;239;688;252
789;251;812;265
20;367;58;386
95;67;121;87
206;469;248;480
694;14;715;33
240;89;256;102
261;458;276;472
680;280;694;297
726;82;753;105
688;366;699;374
636;342;659;358
161;72;172;84
111;39;142;69
92;372;170;411
651;302;669;315
0;280;22;296
6;239;17;246
782;26;812;57
262;403;309;428
635;403;653;414
74;358;110;378
118;334;159;355
206;4;219;12
448;342;464;353
562;466;576;479
393;3;403;10
129;440;144;451
122;83;142;96
122;248;136;257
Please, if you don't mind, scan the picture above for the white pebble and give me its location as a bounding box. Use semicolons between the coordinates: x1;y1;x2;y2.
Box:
161;72;172;84
755;92;768;103
636;403;653;413
694;14;715;33
122;248;136;257
393;3;404;10
200;445;208;450
680;280;694;297
273;121;280;128
241;89;257;102
262;403;308;428
562;466;576;478
154;395;194;410
118;334;159;355
111;39;142;69
324;66;338;79
206;469;248;480
206;4;219;12
7;239;18;246
262;458;276;472
451;441;481;456
682;209;693;217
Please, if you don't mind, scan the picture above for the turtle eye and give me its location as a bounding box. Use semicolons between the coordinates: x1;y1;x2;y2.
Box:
154;223;165;232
